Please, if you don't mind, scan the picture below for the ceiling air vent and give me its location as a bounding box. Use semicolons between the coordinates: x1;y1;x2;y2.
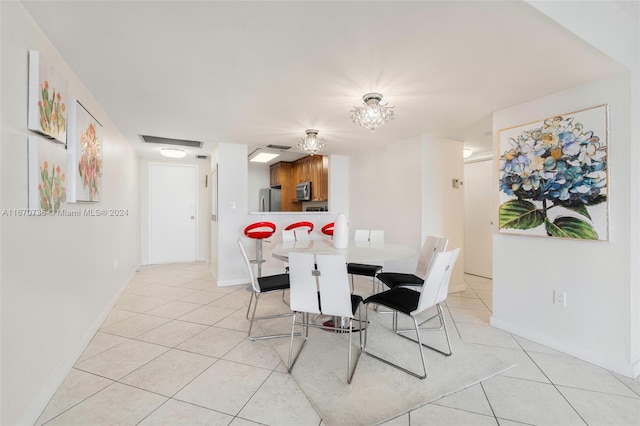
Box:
196;155;209;159
267;144;291;150
140;135;203;148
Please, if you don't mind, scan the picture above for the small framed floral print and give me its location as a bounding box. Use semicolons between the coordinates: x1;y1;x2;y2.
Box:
28;136;67;214
28;50;68;144
67;100;103;202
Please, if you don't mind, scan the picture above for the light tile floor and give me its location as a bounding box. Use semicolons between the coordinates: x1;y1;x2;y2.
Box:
35;263;640;425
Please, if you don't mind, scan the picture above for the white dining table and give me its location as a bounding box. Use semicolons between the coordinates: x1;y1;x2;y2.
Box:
271;239;417;264
272;238;416;332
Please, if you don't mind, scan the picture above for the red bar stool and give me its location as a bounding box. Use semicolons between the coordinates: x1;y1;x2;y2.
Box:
321;222;334;237
243;221;276;277
285;221;314;240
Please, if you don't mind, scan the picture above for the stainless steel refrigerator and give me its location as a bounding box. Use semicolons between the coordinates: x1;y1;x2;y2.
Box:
259;188;281;212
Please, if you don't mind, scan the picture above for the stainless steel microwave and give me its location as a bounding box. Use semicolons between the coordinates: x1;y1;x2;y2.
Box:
296;182;311;201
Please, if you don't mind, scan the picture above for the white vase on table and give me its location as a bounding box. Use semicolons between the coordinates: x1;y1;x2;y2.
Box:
333;213;349;249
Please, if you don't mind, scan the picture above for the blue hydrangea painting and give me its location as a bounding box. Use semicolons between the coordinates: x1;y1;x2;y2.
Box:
498;105;608;240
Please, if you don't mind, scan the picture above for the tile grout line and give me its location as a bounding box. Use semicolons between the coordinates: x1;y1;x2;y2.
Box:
36;371;115;426
510;337;589;425
478;381;500;425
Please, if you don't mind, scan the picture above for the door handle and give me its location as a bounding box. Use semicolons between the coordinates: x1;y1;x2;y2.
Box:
191;216;195;220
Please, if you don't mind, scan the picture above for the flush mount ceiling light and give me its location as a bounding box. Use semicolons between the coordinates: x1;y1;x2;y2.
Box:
463;149;473;158
298;129;326;156
350;92;395;132
250;152;280;163
159;148;186;158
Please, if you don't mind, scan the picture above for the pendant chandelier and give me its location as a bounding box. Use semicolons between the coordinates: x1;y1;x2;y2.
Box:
350;92;395;132
298;129;326;155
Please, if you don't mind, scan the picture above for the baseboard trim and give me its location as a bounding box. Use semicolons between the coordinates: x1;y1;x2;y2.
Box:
490;316;639;379
21;267;138;426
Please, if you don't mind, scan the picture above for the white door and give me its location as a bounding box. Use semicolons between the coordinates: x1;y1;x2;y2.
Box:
464;159;493;278
150;164;197;263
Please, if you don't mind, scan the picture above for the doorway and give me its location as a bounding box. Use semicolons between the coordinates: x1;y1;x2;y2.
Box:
149;163;197;263
464;159;493;278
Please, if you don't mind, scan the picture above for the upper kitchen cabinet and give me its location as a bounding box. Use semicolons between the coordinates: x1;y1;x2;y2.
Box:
294;155;327;201
310;155;328;201
295;156;313;183
270;161;292;188
267;155;328;210
269;161;297;211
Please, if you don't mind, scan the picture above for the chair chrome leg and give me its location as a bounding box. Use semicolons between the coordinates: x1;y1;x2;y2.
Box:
281;289;290;306
288;311;308;372
246;291;255;320
439;304;453;356
247;293;260;338
347;318;352;383
347;306;363;384
287;312;297;372
362;311;427;379
393;304;452;356
248;293;300;341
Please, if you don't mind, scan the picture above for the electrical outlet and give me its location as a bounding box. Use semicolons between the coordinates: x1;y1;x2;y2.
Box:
553;290;566;306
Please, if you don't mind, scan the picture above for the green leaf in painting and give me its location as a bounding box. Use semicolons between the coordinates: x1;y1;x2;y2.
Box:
564;204;591;220
545;216;598;240
499;200;545;230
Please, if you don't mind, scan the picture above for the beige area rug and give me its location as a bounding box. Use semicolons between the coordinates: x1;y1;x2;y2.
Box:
267;309;514;426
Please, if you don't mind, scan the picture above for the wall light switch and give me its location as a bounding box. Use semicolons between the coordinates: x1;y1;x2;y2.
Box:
452;179;460;189
230;201;236;210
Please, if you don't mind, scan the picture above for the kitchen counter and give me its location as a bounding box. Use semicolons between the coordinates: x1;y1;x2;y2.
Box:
249;211;333;215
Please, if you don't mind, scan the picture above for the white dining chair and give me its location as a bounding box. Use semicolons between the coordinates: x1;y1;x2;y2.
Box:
362;248;460;379
377;235;448;291
369;230;384;245
347;229;384;294
353;229;369;242
294;228;311;241
282;229;296;242
287;252;363;384
237;238;296;341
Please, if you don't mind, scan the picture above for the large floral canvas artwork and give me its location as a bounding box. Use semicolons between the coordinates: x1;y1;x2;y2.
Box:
498;105;609;240
67;100;103;202
28;136;67;214
28;50;68;144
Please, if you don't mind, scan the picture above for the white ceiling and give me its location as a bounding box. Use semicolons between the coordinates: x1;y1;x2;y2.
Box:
21;1;625;163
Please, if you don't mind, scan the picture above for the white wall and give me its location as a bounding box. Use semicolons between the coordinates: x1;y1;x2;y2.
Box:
350;137;421;273
140;158;211;264
349;136;465;286
210;149;220;281
421;136;465;291
0;3;141;424
351;137;422;245
328;154;349;216
248;162;270;212
215;143;249;285
526;0;639;378
492;72;634;377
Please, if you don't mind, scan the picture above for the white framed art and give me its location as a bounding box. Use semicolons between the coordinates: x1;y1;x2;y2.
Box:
67;99;103;202
28;50;68;144
28;136;67;214
498;104;609;241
